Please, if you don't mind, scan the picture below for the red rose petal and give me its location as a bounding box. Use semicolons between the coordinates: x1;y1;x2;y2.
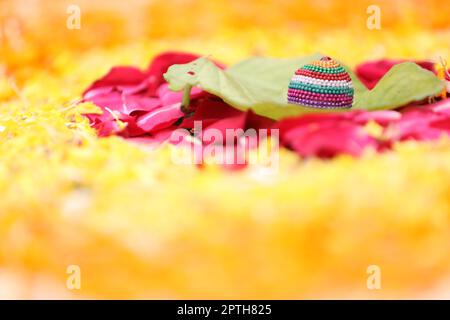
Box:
83;66;148;96
356;59;435;89
147;52;208;95
179;98;242;129
430;118;450;132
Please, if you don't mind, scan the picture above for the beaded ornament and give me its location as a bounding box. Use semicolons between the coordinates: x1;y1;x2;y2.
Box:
287;56;354;109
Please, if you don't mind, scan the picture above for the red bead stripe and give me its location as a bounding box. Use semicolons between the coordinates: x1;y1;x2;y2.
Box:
294;69;351;81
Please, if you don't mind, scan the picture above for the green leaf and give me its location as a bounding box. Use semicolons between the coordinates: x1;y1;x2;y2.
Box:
353;62;444;111
164;57;443;120
164;54;336;120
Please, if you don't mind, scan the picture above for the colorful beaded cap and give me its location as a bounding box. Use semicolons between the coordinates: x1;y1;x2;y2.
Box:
287;56;354;109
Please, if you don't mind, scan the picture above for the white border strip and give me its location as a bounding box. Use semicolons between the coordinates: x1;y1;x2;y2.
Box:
291;75;353;88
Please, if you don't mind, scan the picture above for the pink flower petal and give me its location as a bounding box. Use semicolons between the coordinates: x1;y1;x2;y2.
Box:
276;113;349;133
87;92;161;115
120;95;161;115
286;121;377;158
136;103;185;133
428;98;450;115
352;110;401;126
157;83;203;106
127;127;181;145
277;114;378;158
389;107;448;141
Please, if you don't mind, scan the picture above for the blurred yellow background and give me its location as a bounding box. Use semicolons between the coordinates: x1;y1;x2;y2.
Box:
1;0;450;299
2;0;450;71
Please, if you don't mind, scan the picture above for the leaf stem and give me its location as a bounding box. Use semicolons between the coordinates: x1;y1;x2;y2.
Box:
181;85;192;113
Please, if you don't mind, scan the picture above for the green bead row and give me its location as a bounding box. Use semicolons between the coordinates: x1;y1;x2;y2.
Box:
302;64;346;74
289;82;354;95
